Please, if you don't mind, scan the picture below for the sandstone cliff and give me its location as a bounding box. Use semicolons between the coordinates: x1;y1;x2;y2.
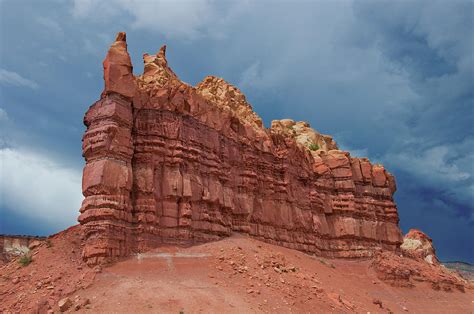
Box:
79;33;402;265
401;229;439;264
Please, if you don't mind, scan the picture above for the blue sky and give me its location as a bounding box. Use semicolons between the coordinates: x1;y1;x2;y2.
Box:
0;0;472;262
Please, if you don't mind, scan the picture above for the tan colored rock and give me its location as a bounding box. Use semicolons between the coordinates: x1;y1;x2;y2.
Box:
401;229;439;264
372;251;465;291
58;297;72;312
138;45;180;89
271;119;338;153
196;76;264;130
0;235;44;262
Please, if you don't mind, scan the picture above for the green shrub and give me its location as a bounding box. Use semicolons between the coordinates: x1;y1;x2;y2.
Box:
46;239;53;248
308;143;320;151
19;255;32;267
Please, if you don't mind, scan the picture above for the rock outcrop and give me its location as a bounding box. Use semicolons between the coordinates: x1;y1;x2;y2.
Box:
271;119;338;153
401;229;439;264
0;235;45;263
371;231;469;291
79;33;403;265
371;251;466;292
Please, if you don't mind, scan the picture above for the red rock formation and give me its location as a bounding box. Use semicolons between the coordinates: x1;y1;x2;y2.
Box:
401;229;439;264
79;33;403;265
371;251;465;292
79;32;136;264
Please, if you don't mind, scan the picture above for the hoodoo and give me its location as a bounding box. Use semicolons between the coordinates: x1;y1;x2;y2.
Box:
79;33;403;265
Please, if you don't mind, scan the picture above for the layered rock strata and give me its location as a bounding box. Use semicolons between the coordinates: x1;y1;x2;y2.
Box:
401;229;439;264
79;33;403;265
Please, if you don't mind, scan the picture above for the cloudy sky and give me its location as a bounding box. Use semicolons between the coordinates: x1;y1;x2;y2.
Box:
0;0;472;262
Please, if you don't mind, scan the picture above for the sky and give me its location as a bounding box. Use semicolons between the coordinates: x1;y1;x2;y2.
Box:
0;0;472;262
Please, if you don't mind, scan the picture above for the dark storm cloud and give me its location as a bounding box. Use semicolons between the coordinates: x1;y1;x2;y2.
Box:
0;0;472;261
353;0;473;216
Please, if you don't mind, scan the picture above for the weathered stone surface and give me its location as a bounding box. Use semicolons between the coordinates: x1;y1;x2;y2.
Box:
0;235;45;263
79;35;136;264
79;32;403;265
401;229;439;264
197;76;264;130
102;32;136;100
371;251;465;291
58;297;72;312
271;119;338;153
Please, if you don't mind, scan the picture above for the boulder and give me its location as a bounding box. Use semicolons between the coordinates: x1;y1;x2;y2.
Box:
58;297;72;312
401;229;439;264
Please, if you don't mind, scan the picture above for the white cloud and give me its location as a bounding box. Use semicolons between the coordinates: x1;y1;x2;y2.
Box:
82;38;100;55
0;108;8;148
0;148;83;229
391;146;470;182
72;0;122;18
36;16;63;36
0;108;8;121
124;0;216;39
388;144;473;206
72;0;223;39
239;61;262;88
0;69;39;90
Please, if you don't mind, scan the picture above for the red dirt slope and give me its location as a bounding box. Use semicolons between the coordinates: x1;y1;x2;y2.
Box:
0;226;95;313
1;227;472;313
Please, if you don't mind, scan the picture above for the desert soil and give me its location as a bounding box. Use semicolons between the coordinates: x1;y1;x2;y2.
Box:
77;237;473;313
1;227;472;313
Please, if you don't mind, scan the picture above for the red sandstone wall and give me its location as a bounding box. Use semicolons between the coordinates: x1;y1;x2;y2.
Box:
78;33;402;265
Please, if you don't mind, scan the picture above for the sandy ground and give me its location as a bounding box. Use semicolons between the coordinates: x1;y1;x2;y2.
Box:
1;228;472;313
74;234;473;313
0;226;95;313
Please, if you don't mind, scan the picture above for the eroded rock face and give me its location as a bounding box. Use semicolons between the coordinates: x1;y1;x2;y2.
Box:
196;76;264;130
371;251;465;292
0;235;45;263
101;32;136;100
79;33;403;265
271;119;338;153
401;229;439;265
